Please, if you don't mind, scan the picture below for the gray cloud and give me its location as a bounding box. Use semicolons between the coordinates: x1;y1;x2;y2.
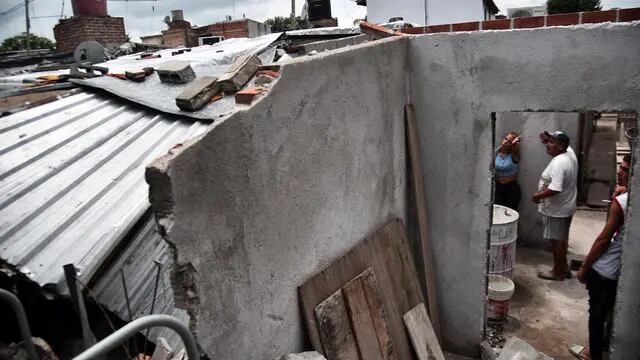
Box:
1;0;638;44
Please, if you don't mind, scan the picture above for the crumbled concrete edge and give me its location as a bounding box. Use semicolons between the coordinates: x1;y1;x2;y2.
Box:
145;143;203;358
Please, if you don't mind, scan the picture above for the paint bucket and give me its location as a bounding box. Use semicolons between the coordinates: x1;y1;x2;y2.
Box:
487;274;515;322
489;205;519;279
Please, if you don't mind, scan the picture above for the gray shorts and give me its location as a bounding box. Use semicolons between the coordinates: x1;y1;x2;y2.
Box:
542;215;573;241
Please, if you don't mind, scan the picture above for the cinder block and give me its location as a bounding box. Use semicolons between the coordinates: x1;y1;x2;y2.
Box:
157;60;196;84
175;76;220;111
217;54;261;93
125;69;146;82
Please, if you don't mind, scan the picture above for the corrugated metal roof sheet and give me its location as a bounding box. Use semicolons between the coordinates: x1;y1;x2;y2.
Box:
91;212;189;349
0;91;208;293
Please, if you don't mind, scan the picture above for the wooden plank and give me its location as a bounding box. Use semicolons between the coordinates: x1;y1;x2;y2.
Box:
403;303;445;360
343;268;395;360
360;269;394;360
342;269;384;360
299;220;423;360
315;290;360;360
405;104;441;340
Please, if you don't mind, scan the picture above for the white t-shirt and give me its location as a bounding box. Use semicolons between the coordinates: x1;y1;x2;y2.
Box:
538;146;578;217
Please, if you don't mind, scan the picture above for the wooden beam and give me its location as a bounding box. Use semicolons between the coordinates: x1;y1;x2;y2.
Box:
405;104;441;341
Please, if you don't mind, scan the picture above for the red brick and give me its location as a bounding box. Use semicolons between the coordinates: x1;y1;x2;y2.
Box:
359;21;401;37
482;19;511;30
400;27;426;35
514;16;545;28
581;9;616;23
256;70;279;78
451;21;480;32
425;24;450;33
619;7;640;22
235;88;261;105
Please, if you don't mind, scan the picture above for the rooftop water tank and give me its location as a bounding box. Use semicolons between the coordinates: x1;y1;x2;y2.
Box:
171;10;184;22
72;0;108;17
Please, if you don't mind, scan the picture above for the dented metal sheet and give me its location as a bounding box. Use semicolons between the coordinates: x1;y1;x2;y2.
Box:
91;212;189;349
0;91;208;293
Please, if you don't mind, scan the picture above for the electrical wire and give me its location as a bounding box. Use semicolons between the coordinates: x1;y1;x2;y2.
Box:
0;2;24;19
0;0;37;19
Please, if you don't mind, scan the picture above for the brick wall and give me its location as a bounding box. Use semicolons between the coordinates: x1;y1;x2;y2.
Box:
161;20;200;48
203;20;250;39
54;16;127;52
401;7;640;34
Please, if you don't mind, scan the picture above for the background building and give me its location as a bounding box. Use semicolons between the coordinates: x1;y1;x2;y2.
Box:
507;5;548;18
362;0;499;25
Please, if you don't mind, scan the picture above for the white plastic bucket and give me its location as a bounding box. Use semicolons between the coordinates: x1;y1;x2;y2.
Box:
487;274;515;321
489;205;519;279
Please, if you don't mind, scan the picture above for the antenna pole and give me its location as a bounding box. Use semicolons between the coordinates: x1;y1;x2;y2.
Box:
25;0;30;54
290;0;295;28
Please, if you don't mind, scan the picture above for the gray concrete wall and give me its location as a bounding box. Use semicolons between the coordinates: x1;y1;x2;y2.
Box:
407;23;640;357
495;112;581;248
148;37;409;358
615;124;640;359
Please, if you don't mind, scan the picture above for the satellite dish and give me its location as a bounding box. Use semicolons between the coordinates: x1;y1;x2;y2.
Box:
164;15;171;24
74;41;106;64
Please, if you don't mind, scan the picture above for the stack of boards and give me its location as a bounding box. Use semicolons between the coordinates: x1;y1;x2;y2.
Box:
298;220;444;360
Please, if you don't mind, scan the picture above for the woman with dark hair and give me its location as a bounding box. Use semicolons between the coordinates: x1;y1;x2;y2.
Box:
494;131;522;210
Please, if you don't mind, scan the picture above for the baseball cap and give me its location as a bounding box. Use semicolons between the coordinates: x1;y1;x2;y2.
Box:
544;130;570;146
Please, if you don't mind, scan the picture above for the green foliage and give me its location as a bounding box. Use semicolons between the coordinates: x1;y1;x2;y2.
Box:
0;33;55;52
546;0;602;15
264;16;311;32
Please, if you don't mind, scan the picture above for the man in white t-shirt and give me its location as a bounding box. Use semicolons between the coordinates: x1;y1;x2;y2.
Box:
532;130;578;281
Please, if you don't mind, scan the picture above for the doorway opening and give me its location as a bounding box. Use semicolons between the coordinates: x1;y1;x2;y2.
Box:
485;110;637;359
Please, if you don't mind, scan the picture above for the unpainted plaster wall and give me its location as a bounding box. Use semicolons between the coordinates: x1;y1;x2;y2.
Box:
407;23;640;357
148;22;640;359
495;112;581;248
149;37;409;358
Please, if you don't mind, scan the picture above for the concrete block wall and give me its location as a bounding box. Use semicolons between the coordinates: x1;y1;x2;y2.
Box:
147;37;409;358
53;16;126;52
145;22;640;359
407;22;640;357
495;112;581;248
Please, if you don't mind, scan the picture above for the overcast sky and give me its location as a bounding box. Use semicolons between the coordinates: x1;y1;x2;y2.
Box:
1;0;639;43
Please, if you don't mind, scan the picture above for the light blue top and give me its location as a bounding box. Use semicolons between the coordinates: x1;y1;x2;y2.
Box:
495;153;518;177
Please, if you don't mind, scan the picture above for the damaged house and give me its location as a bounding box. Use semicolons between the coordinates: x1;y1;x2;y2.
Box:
1;7;640;360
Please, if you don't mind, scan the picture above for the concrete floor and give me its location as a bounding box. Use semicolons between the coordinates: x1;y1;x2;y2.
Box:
499;208;607;359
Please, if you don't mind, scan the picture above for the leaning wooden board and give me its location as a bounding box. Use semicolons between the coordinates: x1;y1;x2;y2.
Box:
299;219;424;360
403;303;445;360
